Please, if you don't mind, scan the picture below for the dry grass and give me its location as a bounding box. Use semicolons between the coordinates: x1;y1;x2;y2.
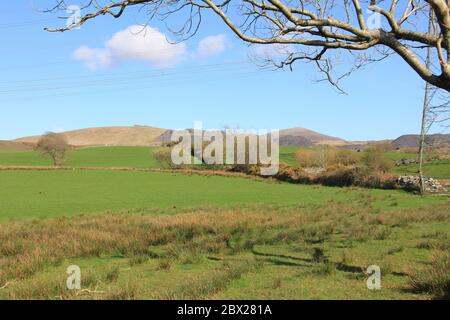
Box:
0;201;449;299
409;250;450;299
0;208;302;286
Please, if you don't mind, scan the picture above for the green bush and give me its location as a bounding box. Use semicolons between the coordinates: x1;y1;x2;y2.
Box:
295;147;360;169
409;250;450;299
152;148;177;169
361;145;393;173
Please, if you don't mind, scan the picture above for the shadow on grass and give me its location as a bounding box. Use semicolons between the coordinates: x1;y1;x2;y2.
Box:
251;249;313;263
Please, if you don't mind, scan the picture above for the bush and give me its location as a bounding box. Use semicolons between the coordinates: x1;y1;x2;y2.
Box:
314;166;398;189
295;149;323;168
296;147;359;169
409;250;450;299
361;144;393;173
273;164;311;183
152;147;177;169
426;146;450;161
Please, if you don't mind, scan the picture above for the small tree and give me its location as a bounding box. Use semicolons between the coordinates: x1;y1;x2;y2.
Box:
35;132;69;167
361;144;392;173
153;147;176;169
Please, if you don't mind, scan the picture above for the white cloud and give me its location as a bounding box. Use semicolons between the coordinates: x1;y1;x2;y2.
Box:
73;46;113;70
252;44;293;60
196;34;228;57
73;25;187;69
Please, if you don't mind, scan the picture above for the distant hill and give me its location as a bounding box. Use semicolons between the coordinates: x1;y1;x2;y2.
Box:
157;129;258;144
392;134;450;149
157;127;346;147
279;135;313;147
17;125;436;149
279;127;346;146
0;140;34;151
15;126;166;147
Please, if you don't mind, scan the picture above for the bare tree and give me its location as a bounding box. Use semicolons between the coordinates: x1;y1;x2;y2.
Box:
42;0;450;93
418;8;449;193
35;132;70;166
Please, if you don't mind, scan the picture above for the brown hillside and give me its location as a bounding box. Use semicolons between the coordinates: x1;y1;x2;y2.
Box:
279;127;346;146
0;141;34;151
15;126;166;147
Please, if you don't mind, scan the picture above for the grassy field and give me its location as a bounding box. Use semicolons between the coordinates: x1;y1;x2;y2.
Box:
2;170;447;221
2;145;449;179
0;199;448;300
393;159;450;179
279;146;301;166
0;146;449;300
0;146;302;169
0;147;159;168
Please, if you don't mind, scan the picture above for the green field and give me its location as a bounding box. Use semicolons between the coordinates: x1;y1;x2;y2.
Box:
2;170;446;221
0;146;302;169
2;145;448;179
393;159;450;179
0;186;448;299
0;146;159;168
0;146;449;300
279;146;301;166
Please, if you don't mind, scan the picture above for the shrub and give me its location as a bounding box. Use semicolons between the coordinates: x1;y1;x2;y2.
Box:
361;144;393;173
296;147;359;169
157;259;173;271
273;164;311;183
426;146;450;161
409;250;450;299
313;166;398;189
295;148;322;168
152;147;177;169
326;148;360;167
105;267;120;282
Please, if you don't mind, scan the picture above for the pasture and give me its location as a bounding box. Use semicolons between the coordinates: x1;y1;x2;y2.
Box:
0;146;159;168
0;145;448;300
1;145;449;179
1;170;446;221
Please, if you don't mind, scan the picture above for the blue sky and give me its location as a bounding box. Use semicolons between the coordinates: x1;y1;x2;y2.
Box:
0;1;445;141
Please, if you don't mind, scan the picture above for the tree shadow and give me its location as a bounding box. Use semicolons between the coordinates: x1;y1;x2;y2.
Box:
251;248;313;263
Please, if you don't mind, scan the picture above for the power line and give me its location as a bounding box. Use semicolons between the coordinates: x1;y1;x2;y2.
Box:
0;69;272;103
0;60;251;87
0;18;59;29
0;67;262;95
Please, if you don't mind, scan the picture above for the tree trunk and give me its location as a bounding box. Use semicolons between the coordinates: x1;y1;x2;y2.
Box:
418;9;434;195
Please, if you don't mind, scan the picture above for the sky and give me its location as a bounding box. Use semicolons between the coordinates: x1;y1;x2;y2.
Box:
0;1;447;141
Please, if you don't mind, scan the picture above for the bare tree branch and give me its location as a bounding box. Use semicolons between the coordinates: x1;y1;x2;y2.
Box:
43;0;450;92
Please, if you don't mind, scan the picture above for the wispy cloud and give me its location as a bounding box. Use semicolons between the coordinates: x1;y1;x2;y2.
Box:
73;28;230;70
196;34;228;58
73;25;187;70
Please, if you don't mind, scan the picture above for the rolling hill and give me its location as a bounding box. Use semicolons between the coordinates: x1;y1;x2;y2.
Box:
158;127;347;147
15;125;166;147
279;127;346;146
15;125;443;149
392;134;450;149
0;140;34;151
